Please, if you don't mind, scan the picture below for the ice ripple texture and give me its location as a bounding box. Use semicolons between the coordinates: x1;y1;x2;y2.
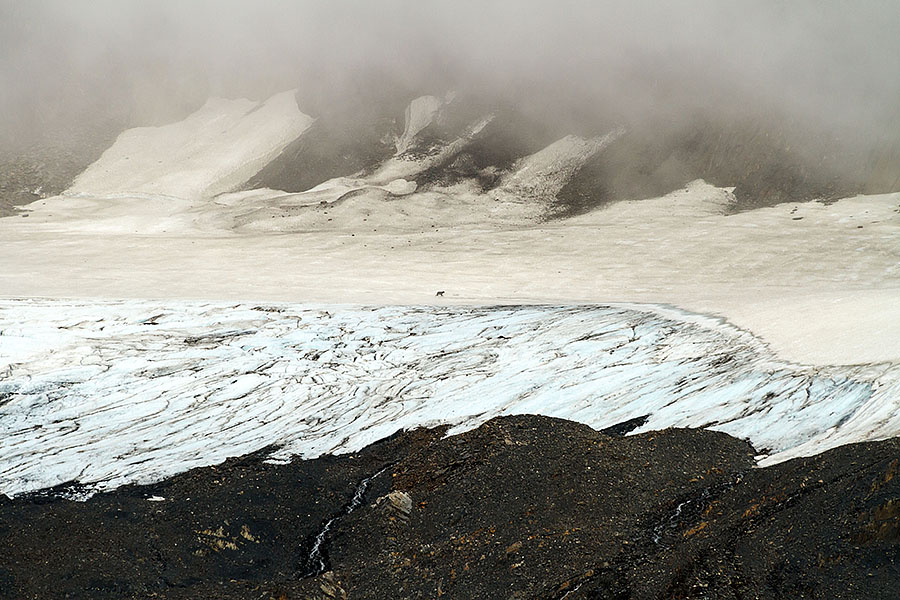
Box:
2;300;899;497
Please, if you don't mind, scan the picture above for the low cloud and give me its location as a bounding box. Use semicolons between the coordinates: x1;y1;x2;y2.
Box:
2;1;899;156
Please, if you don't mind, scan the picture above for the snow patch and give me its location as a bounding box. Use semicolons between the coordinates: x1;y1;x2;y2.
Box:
395;95;445;154
372;114;494;184
66;91;313;200
494;129;624;202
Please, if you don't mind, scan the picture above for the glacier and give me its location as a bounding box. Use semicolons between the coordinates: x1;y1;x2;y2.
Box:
1;91;899;501
2;299;899;499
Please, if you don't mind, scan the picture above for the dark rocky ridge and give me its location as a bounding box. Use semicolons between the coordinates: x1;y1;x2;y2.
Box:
240;92;900;217
2;415;899;599
243;85;411;194
0;144;99;211
553;114;861;217
0;124;125;212
0;198;14;218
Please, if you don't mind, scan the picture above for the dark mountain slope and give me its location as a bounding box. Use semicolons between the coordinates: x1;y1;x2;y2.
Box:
2;415;899;599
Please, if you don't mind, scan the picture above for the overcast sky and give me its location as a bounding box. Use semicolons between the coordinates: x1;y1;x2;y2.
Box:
2;0;899;146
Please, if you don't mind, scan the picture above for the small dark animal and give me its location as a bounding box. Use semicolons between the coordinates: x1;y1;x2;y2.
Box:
435;291;445;297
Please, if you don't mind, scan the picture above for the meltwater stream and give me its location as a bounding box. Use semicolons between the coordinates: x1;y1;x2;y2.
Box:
304;466;390;577
1;300;899;498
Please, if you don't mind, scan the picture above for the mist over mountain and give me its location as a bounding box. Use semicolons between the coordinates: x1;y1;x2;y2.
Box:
2;1;899;210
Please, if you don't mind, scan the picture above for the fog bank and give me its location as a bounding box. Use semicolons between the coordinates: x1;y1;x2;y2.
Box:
3;1;900;141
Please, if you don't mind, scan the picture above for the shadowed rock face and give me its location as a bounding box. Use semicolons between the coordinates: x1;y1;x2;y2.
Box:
0;132;121;208
0;198;14;217
242;106;400;194
2;415;899;599
242;93;899;218
554;114;866;217
243;92;503;194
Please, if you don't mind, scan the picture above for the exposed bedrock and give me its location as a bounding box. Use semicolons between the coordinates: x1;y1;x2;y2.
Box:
242;92;900;217
2;415;899;599
554;113;892;217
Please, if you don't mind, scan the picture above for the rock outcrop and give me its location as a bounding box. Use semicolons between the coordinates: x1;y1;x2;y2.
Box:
2;415;899;599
